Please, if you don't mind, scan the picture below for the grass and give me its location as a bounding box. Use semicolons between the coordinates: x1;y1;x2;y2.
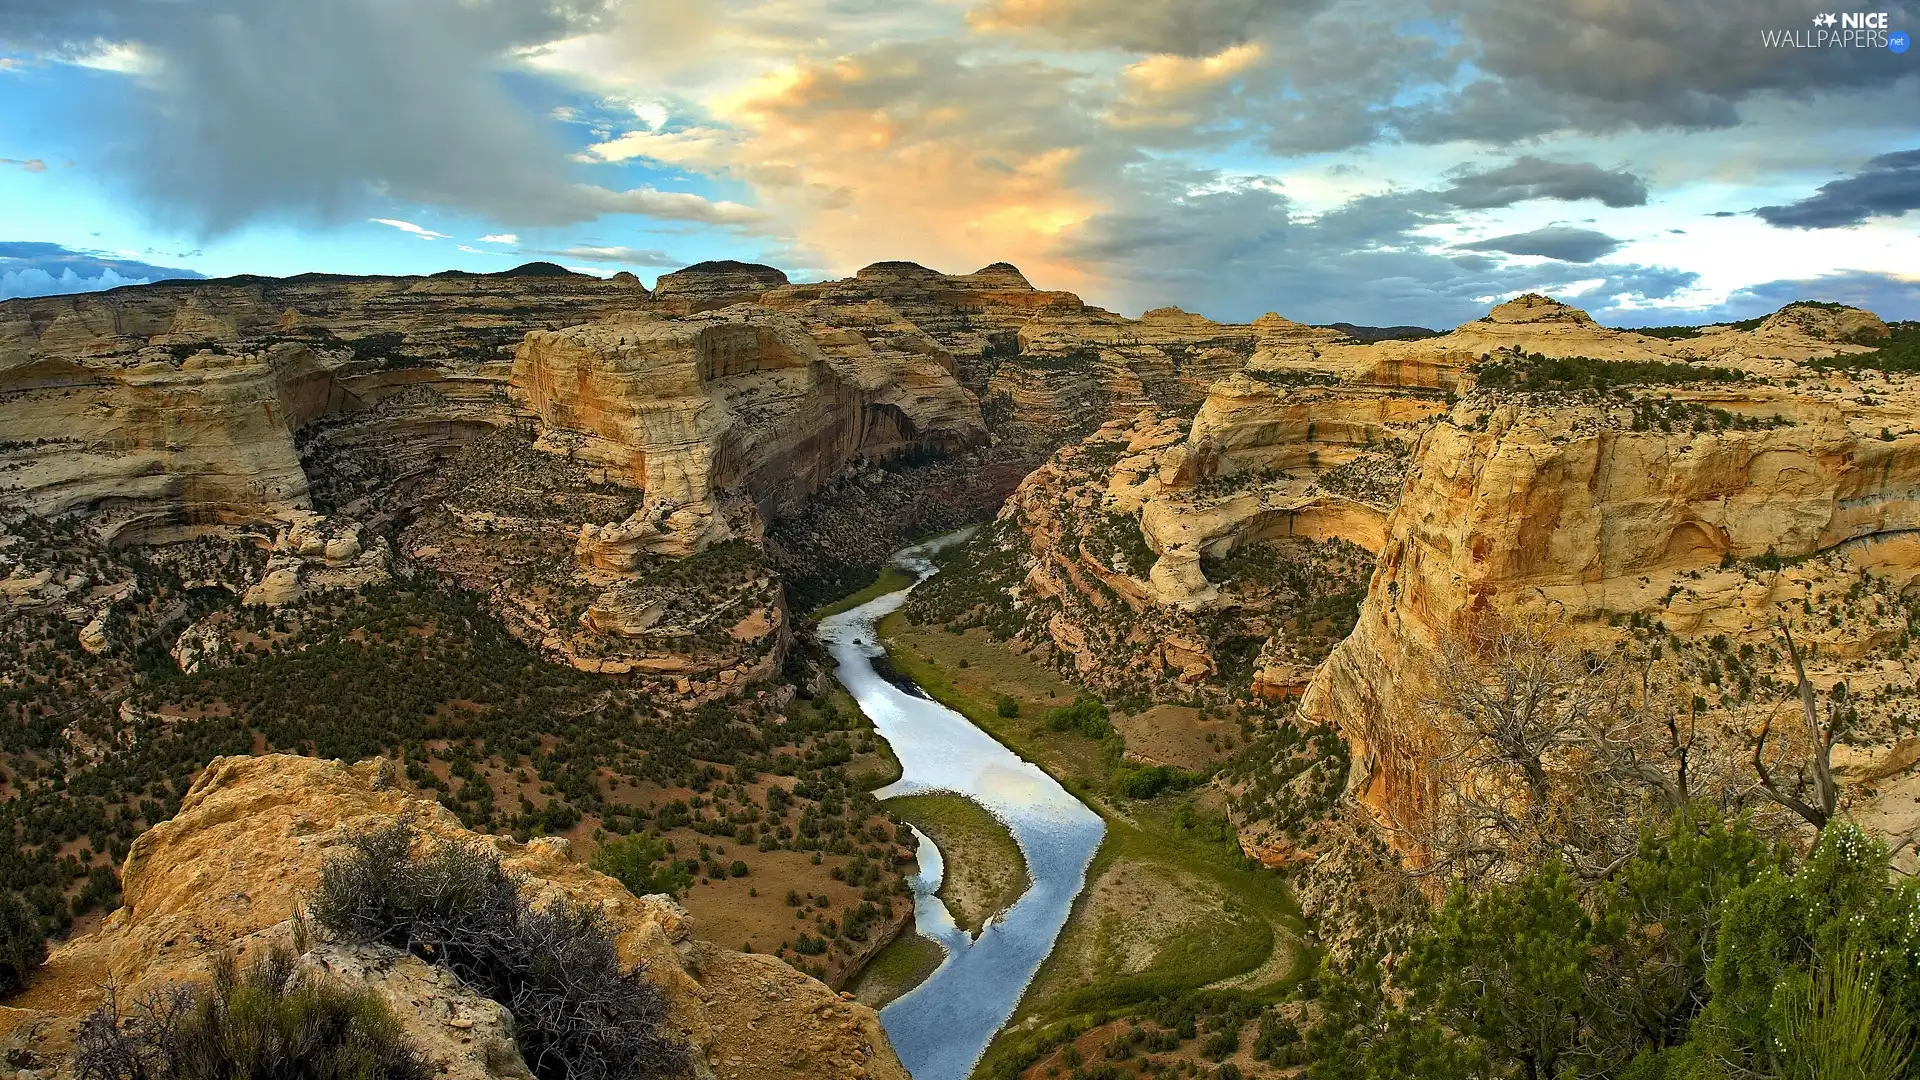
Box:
873;613;1314;1079
885;792;1030;934
848;930;948;1010
808;564;917;620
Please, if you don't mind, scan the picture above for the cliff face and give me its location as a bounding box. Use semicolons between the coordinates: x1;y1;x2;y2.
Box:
0;269;646;542
0;754;907;1080
969;293;1920;853
1300;383;1920;829
1;264;992;696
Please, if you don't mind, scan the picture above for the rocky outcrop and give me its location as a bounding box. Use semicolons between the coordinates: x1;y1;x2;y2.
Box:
763;260;1079;392
509;306;984;561
0;342;349;541
0;754;908;1080
0;269;645;542
1301;353;1920;833
651;260;790;314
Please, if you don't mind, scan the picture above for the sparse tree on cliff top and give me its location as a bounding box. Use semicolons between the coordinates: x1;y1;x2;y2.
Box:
1414;613;1716;887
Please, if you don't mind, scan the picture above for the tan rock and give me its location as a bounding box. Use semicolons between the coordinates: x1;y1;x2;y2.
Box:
8;755;907;1080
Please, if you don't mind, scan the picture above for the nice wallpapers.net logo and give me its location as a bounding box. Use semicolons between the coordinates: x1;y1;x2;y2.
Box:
1762;11;1909;49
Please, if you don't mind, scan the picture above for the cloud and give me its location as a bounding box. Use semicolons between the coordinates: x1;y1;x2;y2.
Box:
370;218;450;240
1049;177;1689;326
1458;226;1626;263
570;185;765;224
1401;0;1920;143
1616;270;1920;325
0;0;759;234
523;245;682;266
0;158;47;173
476;233;519;245
0;239;203;299
1442;157;1649;209
1752;149;1920;228
1716;270;1920;320
598;40;1128;287
967;0;1321;56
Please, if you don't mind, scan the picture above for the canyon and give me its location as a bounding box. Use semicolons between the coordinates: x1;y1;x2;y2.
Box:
9;258;1920;1077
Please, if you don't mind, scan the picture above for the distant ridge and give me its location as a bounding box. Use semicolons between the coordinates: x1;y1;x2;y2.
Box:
1317;322;1440;342
677;259;785;275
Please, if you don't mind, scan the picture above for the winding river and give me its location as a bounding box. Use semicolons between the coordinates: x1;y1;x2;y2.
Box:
818;531;1106;1080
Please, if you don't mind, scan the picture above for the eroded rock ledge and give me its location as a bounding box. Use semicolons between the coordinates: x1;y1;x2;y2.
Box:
0;754;908;1080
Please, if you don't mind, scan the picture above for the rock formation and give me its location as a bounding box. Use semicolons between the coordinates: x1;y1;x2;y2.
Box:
959;292;1920;859
0;754;907;1080
510;306;983;560
1300;376;1920;831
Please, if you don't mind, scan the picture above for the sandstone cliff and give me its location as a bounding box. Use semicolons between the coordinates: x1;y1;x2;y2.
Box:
510;307;983;560
0;754;907;1080
1300;377;1920;831
1;263;995;695
953;292;1920;863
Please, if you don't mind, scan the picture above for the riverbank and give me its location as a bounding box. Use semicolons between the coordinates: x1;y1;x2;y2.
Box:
815;531;1105;1080
885;792;1030;934
874;611;1311;1078
810;564;917;620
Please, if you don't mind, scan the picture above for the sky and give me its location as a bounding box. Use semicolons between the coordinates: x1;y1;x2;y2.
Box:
1;0;1917;328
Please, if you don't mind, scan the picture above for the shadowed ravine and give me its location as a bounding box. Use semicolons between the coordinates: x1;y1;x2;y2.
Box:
819;530;1106;1080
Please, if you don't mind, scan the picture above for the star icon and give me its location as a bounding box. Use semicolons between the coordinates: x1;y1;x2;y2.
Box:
1819;12;1838;25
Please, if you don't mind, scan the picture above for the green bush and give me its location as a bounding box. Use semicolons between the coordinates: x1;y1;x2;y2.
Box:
591;834;695;900
1472;352;1743;393
1044;696;1113;739
995;694;1020;718
1111;763;1202;800
0;890;46;997
312;822;688;1080
72;944;429;1080
1776;947;1912;1080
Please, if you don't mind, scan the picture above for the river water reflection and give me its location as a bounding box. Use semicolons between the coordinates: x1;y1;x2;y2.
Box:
817;531;1105;1080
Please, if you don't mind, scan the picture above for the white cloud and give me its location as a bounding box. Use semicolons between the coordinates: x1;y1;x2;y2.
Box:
0;158;47;173
370;217;451;240
62;42;158;75
633;102;669;130
526;244;683;266
476;233;519;244
571;185;765;225
1;266;150;299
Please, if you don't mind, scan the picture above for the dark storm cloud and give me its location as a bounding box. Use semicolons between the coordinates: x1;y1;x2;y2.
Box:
1717;270;1920;318
1442;158;1649;209
1417;0;1920;141
0;0;755;234
1752;150;1920;228
969;0;1322;56
0;240;203;299
1613;270;1920;325
1459;227;1625;263
1051;179;1689;327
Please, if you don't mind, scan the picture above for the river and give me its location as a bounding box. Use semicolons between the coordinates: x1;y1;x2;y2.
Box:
817;530;1106;1080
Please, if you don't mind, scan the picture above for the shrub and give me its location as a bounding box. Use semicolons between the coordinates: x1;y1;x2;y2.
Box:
1111;763;1202;800
0;890;46;997
1044;696;1113;739
1472;352;1743;392
311;822;688;1080
72;944;429;1080
591;834;695;900
995;694;1020;718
